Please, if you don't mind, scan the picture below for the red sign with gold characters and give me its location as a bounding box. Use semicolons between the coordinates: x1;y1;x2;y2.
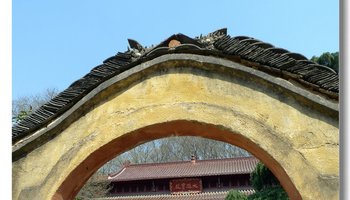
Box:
169;178;202;194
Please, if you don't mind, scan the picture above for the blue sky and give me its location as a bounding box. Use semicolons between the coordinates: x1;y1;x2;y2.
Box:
12;0;339;99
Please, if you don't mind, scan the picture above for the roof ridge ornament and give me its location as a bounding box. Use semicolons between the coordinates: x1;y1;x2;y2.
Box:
196;28;228;49
127;28;228;60
208;28;227;37
127;39;144;52
127;38;146;59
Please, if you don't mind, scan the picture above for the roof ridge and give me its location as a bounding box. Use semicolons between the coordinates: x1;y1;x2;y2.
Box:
125;156;256;168
108;156;259;181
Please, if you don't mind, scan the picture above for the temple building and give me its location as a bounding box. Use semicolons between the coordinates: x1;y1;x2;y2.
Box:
96;156;258;200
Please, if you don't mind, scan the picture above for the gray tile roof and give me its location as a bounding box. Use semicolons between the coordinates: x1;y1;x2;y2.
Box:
12;28;339;143
108;156;258;182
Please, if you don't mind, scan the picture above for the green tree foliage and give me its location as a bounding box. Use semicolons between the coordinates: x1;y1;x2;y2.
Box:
311;52;339;73
225;190;248;200
248;186;288;200
250;162;279;191
248;162;289;200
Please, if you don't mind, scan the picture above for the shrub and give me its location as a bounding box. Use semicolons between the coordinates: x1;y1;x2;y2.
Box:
225;189;248;200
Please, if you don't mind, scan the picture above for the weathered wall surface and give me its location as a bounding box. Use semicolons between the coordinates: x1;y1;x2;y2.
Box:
12;55;339;200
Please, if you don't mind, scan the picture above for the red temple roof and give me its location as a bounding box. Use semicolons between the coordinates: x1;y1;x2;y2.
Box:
94;190;255;200
108;156;259;182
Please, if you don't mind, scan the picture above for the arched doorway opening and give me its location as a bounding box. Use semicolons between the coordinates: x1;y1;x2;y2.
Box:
79;135;253;199
53;120;301;200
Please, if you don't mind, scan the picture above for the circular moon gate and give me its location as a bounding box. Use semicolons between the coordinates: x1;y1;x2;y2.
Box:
12;55;339;200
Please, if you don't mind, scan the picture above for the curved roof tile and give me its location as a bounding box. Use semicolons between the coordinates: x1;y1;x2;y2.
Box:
12;28;339;143
108;157;259;182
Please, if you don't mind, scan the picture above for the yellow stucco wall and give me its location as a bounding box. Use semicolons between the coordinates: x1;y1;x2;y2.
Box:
12;55;339;200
